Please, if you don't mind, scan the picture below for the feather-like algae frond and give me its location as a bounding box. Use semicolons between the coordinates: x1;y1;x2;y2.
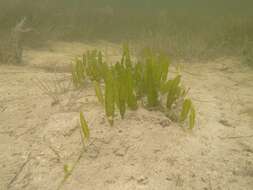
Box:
105;68;115;126
180;99;192;122
114;62;127;118
166;75;181;110
93;81;104;105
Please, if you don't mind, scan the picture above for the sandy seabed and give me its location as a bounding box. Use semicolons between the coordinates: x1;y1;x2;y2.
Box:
0;41;253;190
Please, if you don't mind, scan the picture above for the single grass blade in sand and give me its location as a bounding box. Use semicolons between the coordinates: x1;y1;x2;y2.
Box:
189;107;196;129
79;112;90;140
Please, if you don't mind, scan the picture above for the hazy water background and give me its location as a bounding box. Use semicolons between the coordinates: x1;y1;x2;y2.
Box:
0;0;253;61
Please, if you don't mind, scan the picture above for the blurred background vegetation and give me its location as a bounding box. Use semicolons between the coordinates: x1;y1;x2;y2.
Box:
0;0;252;61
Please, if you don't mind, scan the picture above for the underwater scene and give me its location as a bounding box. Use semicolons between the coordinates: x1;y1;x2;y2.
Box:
0;1;253;190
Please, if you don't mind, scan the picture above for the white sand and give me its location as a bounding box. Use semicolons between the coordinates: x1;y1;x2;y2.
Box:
0;42;252;190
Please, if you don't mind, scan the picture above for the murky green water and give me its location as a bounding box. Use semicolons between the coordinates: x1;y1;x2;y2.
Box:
0;1;252;61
